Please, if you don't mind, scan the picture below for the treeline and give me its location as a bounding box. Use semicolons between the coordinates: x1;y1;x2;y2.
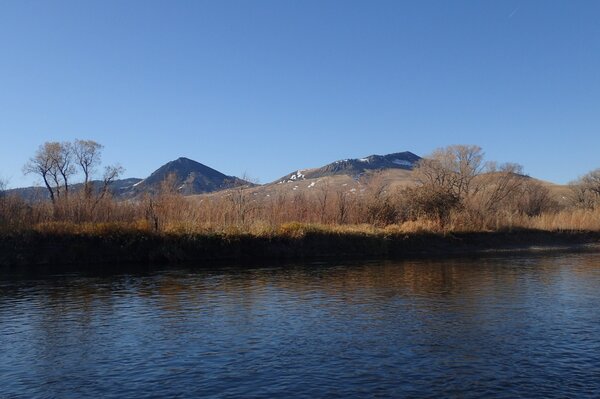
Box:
1;143;600;235
22;139;123;203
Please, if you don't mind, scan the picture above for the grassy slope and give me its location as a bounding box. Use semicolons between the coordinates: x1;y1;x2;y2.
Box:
191;168;569;205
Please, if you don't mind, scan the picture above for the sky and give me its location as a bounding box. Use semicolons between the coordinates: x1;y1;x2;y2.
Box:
1;0;599;188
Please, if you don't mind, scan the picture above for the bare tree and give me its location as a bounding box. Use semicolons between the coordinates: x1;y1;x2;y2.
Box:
0;177;6;218
316;180;330;223
74;139;104;198
228;173;258;227
472;162;525;214
292;191;309;222
408;145;485;223
401;185;460;226
518;179;556;216
408;145;532;228
0;176;6;196
335;189;349;224
96;165;124;203
51;141;76;197
26;139;123;199
414;144;485;200
143;173;179;231
363;172;400;226
23;142;62;203
570;168;600;209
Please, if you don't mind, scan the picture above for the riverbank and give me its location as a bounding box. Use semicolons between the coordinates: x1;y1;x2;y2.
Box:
1;226;599;268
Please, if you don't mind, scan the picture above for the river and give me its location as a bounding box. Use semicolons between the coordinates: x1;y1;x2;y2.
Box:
1;253;600;398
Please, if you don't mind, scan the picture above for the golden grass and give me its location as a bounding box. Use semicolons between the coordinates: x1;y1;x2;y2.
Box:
32;221;152;235
522;208;600;231
10;208;600;238
2;184;600;238
9;208;600;238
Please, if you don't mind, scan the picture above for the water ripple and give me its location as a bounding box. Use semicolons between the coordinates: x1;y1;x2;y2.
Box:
1;254;600;398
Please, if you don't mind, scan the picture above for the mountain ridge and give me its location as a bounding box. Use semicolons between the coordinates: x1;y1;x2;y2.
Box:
5;151;423;200
275;151;421;184
6;157;252;200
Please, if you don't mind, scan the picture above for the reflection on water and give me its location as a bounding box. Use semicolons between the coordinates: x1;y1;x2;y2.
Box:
1;254;600;398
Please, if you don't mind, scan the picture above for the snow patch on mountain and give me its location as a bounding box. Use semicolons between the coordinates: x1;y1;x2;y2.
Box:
392;159;413;167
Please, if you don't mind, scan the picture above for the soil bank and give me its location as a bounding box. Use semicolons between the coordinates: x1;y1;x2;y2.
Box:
1;229;600;268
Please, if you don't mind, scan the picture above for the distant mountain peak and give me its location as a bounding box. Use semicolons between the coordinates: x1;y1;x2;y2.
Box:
275;151;421;183
171;156;197;164
133;157;251;195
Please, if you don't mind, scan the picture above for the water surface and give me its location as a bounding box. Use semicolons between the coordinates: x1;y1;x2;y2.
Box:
2;253;600;398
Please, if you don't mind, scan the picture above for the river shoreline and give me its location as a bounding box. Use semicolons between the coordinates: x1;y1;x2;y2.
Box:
1;229;599;268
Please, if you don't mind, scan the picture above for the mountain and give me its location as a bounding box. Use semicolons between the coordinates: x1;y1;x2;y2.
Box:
4;186;48;202
275;151;421;183
5;158;251;200
105;178;145;197
130;157;251;195
5;178;143;202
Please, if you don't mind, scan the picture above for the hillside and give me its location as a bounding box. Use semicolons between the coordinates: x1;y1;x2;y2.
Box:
6;152;572;205
6;178;143;202
129;157;251;196
275;151;421;183
192;151;421;201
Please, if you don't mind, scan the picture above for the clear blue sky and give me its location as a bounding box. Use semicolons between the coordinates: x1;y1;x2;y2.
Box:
1;0;599;188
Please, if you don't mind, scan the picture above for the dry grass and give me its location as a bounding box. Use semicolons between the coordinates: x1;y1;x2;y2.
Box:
2;180;600;238
521;208;600;231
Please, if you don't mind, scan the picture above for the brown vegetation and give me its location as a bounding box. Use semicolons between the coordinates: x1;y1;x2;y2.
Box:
2;144;600;239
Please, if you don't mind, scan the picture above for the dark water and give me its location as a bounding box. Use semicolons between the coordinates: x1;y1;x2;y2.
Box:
2;254;600;398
